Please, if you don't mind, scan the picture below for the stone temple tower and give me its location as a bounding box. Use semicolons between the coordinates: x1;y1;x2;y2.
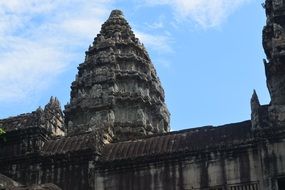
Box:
64;10;170;142
251;0;285;128
263;0;285;105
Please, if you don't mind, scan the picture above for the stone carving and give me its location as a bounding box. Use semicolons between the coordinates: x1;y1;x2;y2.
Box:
97;34;105;43
136;108;146;126
273;0;284;9
90;84;103;98
272;23;285;56
114;31;122;41
90;114;102;127
43;97;65;136
78;88;87;98
264;0;285;15
264;23;285;59
263;24;274;59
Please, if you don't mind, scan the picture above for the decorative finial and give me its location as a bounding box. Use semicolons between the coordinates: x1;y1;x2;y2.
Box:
109;9;124;18
36;106;44;113
251;90;260;111
46;96;61;109
49;96;55;103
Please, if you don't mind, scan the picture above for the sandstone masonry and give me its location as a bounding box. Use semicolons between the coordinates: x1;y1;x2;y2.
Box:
1;1;285;190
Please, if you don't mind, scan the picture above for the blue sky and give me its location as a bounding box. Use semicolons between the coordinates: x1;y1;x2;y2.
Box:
0;0;268;131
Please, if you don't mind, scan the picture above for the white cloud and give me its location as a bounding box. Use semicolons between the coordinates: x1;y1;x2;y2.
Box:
145;21;164;29
0;0;176;103
0;1;113;103
0;38;67;101
143;0;250;28
136;31;173;53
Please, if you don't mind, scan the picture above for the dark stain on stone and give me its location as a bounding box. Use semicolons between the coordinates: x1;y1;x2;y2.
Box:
200;157;209;188
239;150;251;183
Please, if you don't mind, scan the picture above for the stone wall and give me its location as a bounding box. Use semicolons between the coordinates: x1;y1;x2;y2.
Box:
95;138;285;190
95;146;261;190
258;130;285;189
0;155;92;190
0;132;99;190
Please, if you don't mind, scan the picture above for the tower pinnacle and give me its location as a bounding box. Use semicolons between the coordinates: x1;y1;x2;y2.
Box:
109;9;124;18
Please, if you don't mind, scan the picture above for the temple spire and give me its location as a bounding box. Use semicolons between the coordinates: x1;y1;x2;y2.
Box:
262;0;285;105
92;9;138;46
64;10;170;142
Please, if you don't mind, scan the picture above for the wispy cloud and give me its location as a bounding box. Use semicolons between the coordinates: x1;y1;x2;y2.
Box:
145;20;165;30
136;31;173;54
0;1;113;103
0;0;177;104
0;37;67;101
143;0;251;28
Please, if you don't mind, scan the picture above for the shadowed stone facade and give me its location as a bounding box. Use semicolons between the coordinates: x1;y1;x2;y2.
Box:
1;1;285;189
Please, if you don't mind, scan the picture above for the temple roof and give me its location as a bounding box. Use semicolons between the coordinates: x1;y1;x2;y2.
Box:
0;97;64;135
100;120;253;163
41;131;104;156
38;120;253;163
0;111;43;132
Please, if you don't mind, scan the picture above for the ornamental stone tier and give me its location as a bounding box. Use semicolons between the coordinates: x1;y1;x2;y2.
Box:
64;10;170;142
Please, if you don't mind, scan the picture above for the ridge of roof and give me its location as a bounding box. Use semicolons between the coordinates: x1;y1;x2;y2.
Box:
100;120;253;163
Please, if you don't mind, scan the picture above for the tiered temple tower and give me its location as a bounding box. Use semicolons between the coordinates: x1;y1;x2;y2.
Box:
251;0;285;128
3;4;285;190
64;10;170;142
263;0;285;105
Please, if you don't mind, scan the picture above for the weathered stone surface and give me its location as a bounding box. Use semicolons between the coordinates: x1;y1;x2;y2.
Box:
64;10;170;142
96;147;261;190
100;121;252;163
2;3;285;190
251;90;260;127
41;131;104;156
0;97;64;135
0;173;61;190
263;0;285;106
251;0;285;129
0;97;64;159
0;173;21;189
